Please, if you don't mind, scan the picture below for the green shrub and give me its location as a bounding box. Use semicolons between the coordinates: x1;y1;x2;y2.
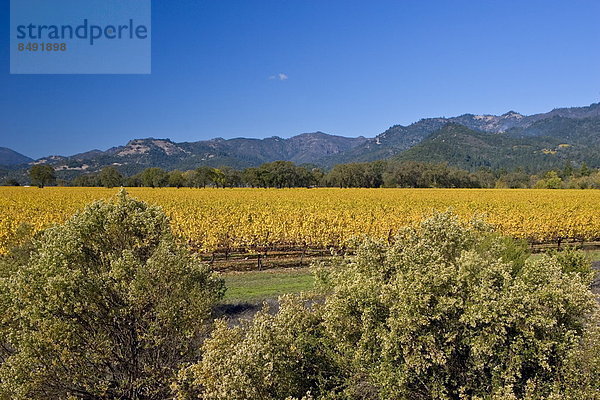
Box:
181;212;598;400
0;191;224;399
174;295;337;400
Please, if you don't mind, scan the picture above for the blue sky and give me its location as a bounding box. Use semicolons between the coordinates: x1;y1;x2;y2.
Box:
2;0;600;159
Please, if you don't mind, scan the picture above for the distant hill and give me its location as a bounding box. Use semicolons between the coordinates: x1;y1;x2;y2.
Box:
321;103;600;166
3;102;600;182
395;121;600;171
0;147;32;166
31;132;367;177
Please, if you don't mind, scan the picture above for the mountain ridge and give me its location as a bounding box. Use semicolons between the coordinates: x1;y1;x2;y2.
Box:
2;102;600;179
320;102;600;166
28;132;368;176
396;119;600;171
0;147;33;166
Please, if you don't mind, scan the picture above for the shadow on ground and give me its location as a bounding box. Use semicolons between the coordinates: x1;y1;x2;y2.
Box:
214;298;280;324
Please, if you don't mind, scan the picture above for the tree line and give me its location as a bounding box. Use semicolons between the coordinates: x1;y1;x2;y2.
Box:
10;159;600;189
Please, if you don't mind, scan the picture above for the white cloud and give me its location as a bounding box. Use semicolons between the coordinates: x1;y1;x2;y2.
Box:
269;73;288;81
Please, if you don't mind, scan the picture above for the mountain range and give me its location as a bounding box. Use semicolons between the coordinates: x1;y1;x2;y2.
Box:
0;147;33;166
2;102;600;180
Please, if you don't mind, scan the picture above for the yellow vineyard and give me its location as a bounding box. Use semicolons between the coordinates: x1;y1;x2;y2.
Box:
1;187;600;254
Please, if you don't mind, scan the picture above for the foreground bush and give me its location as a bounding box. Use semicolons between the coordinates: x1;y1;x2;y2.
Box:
179;213;599;400
0;191;224;399
174;295;336;400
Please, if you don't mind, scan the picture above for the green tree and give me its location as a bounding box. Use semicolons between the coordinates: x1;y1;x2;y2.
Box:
257;161;303;188
168;170;186;188
496;169;531;188
193;166;217;188
568;170;600;189
140;167;168;188
182;170;195;188
562;161;574;178
72;173;100;187
29;164;56;188
125;174;142;187
218;166;242;188
2;178;20;186
180;213;599;400
534;170;563;189
0;191;224;399
545;170;563;189
211;169;226;188
580;162;591;177
326;163;367;188
242;167;263;188
98;166;123;188
308;167;325;187
471;167;496;188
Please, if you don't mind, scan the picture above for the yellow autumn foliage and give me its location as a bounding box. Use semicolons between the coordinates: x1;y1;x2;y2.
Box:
1;187;599;254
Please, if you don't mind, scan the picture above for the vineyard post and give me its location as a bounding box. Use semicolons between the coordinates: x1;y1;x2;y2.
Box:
300;243;307;266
